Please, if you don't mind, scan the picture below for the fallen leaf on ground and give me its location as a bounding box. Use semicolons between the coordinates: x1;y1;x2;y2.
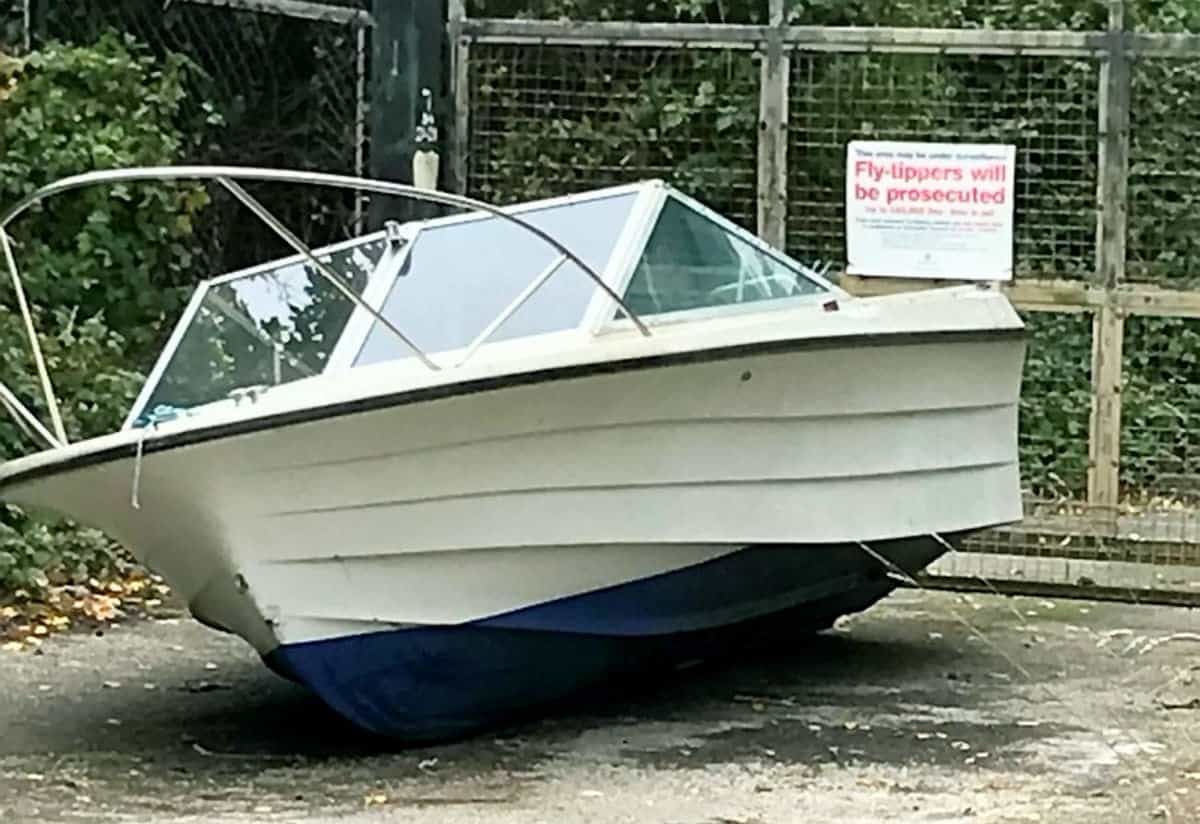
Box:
81;595;120;622
0;570;171;649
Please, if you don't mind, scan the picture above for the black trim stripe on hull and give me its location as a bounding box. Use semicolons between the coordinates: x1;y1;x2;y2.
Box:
0;326;1025;489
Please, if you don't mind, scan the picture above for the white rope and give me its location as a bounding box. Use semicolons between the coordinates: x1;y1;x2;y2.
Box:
131;425;149;510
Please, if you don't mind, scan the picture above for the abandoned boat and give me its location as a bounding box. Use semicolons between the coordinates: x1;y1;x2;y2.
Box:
0;167;1025;741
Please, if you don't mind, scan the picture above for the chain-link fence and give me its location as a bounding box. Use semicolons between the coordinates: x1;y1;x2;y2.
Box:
26;0;371;273
469;43;759;229
786;52;1099;279
458;7;1200;604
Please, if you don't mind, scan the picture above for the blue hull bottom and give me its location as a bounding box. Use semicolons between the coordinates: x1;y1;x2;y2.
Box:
265;534;955;742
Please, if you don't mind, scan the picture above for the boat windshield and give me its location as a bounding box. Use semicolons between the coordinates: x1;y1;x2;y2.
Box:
127;189;639;427
124;182;831;430
622;195;826;318
354;190;636;366
129;234;393;426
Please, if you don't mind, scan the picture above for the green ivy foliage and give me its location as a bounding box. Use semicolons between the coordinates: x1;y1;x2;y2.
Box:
1019;313;1092;500
1122;317;1200;500
1127;0;1200;286
469;0;1107;27
471;50;760;224
0;34;212;592
0;35;214;355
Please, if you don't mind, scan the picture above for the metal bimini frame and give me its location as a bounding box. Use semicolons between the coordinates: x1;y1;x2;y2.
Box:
0;166;653;453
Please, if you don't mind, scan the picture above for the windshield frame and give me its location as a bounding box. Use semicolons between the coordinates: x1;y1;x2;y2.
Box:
326;181;658;369
119;180;843;432
595;186;844;334
121;229;394;430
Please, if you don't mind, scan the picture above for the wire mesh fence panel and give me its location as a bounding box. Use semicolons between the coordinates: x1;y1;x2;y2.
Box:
1014;311;1094;507
1126;56;1200;287
787;51;1099;279
1120;316;1200;546
467;0;1110;28
466;0;771;23
933;517;1200;605
929;311;1200;603
922;532;1198;603
467;42;759;227
926;311;1122;591
33;0;369;273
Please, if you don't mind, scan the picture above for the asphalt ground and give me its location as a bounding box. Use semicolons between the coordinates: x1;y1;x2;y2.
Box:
2;588;1199;823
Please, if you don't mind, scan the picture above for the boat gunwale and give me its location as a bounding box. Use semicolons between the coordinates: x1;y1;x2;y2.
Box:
0;323;1026;492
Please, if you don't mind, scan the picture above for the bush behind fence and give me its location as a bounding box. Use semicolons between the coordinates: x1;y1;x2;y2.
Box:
3;0;1200;598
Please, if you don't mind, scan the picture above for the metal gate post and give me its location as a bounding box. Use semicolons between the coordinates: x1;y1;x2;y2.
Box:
368;0;449;226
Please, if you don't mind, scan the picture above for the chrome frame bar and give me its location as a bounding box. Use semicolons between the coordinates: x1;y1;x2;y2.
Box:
0;390;40;446
0;378;62;450
0;229;68;445
323;225;421;372
457;253;567;367
0;165;654;450
0;166;651;335
218;177;441;372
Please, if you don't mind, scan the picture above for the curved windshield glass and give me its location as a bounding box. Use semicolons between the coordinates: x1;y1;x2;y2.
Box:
130;236;391;426
123;182;829;432
624;197;826;317
354;191;636;366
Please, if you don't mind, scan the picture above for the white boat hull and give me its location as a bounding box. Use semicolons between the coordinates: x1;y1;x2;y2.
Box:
0;288;1026;739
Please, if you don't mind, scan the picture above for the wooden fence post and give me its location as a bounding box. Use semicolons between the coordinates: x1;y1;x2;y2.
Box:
756;0;788;249
1087;0;1130;523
